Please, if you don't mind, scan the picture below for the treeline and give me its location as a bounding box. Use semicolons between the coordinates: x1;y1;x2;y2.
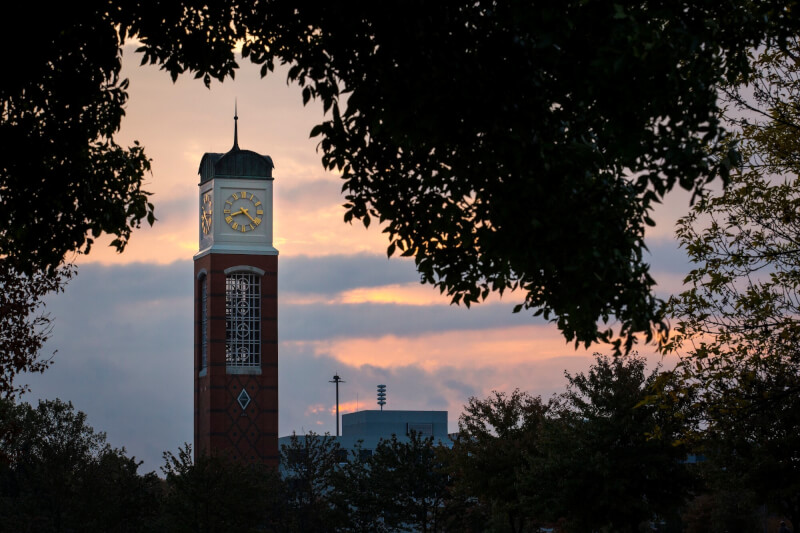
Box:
0;353;793;532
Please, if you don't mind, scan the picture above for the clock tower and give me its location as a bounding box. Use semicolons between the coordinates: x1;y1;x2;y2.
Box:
194;110;278;465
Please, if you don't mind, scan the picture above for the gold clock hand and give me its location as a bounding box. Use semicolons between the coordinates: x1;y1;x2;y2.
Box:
240;208;257;223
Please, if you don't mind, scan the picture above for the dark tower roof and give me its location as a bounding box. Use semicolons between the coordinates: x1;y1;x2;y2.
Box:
198;106;274;183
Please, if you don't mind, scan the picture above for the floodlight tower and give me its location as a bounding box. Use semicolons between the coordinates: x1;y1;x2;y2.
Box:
330;373;345;437
377;384;386;411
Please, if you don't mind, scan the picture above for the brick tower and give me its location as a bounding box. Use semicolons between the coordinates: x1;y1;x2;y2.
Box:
194;110;278;465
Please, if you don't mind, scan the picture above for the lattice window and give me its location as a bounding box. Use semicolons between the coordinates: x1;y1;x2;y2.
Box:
225;272;261;367
200;275;208;370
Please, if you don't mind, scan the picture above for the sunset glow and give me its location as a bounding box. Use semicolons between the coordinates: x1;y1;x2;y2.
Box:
24;42;693;472
302;325;595;371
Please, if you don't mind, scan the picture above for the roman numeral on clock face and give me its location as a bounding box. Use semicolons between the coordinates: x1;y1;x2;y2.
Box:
224;191;264;232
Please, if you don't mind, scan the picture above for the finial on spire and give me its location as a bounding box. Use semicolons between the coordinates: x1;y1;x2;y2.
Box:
232;100;240;151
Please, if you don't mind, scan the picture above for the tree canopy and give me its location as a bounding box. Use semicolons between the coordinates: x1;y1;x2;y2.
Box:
0;398;160;532
665;38;800;528
542;353;695;531
4;2;800;350
134;0;800;349
0;261;73;396
161;444;284;532
0;4;155;274
449;389;549;532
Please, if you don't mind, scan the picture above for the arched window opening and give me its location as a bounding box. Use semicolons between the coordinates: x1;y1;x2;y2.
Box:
225;272;261;367
200;274;208;370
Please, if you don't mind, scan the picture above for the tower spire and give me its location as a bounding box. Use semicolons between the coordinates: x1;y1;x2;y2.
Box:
232;100;240;151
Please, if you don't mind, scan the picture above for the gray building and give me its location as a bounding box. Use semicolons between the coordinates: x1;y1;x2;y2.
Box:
279;409;452;458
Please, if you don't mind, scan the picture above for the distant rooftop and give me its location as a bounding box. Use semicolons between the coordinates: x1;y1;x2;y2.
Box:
279;409;452;452
343;410;448;440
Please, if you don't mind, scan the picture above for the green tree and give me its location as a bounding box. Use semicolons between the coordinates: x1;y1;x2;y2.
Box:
245;2;799;350
666;38;800;407
0;398;160;532
0;261;74;396
448;389;549;532
280;432;343;532
1;5;156;274
129;1;795;349
74;449;163;533
160;444;285;532
664;39;800;528
680;477;762;533
6;3;800;349
1;3;157;392
540;353;695;532
329;442;388;533
369;432;450;533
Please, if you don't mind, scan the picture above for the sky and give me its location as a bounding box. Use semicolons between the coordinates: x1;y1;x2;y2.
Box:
23;42;698;473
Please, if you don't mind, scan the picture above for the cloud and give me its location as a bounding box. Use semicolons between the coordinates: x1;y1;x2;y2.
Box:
23;245;680;474
642;238;693;299
279;178;342;209
289;324;592;371
27;261;194;474
278;341;641;438
646;238;693;278
280;253;419;294
281;301;539;342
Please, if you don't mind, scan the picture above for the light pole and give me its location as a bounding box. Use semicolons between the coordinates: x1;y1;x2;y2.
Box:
329;373;345;437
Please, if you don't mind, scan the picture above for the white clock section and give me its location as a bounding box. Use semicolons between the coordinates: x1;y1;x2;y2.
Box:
195;177;277;258
222;190;264;233
199;185;214;248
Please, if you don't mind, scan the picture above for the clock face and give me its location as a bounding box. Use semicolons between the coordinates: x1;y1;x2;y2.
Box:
223;191;264;233
200;192;213;235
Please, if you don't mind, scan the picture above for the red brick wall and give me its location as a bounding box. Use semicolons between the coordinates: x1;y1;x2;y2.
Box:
194;253;279;466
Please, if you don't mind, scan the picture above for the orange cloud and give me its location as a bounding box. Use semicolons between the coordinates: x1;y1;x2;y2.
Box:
305;401;361;418
305;403;328;416
275;203;388;258
294;325;597;372
333;400;361;416
282;282;453;307
339;283;453;306
283;282;521;307
300;401;365;433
